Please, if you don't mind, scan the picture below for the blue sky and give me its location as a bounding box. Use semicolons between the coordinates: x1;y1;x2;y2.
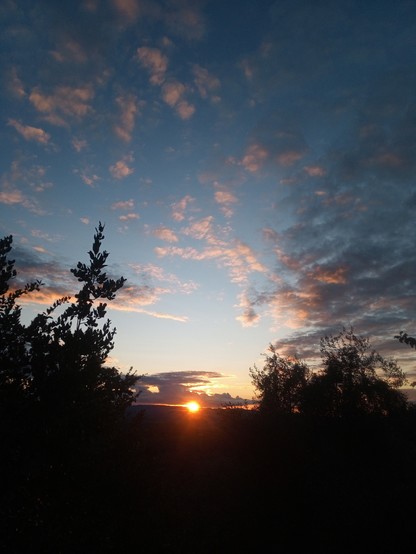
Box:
1;0;415;407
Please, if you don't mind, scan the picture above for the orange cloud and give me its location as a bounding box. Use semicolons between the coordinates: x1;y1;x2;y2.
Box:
152;226;179;243
241;144;268;173
29;85;94;126
8;119;50;144
137;47;168;85
304;165;326;177
276;150;304;167
114;94;139;142
171;195;195;221
109;155;134;179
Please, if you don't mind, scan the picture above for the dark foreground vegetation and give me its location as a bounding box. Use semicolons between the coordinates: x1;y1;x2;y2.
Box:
2;224;416;552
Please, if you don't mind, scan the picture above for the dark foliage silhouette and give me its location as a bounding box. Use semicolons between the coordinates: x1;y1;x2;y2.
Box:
249;344;310;415
251;327;408;418
0;223;140;551
395;331;416;349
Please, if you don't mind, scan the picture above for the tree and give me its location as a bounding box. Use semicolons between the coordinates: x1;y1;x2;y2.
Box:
249;345;311;415
0;222;139;439
302;327;408;417
395;331;416;349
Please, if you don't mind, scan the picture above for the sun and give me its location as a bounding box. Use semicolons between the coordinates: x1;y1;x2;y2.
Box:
185;401;200;413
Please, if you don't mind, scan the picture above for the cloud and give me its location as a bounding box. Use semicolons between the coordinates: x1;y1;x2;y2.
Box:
7;67;25;99
156;221;266;286
8;119;50;144
137;47;168;85
128;262;198;294
78;169;100;187
163;4;206;40
192;64;221;102
175;100;195;120
135;371;248;408
29;85;94;126
162;80;195;119
152;226;179;243
241;143;268;173
171;195;195;221
109;155;134;179
114;94;140;142
214;188;238;218
72;137;87;152
111;0;141;22
119;213;139;221
111;199;135;210
50;38;87;63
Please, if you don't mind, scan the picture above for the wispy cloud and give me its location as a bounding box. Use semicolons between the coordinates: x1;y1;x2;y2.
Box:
109;154;134;179
192;64;221;102
137;47;168;85
8;119;50;144
29;85;95;126
114;94;140;142
171;195;195;221
151;226;179;243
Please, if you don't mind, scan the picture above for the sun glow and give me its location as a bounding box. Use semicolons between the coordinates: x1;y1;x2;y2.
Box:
185;401;200;413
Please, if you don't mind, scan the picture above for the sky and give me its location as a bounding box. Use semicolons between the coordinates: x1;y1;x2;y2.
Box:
1;0;416;408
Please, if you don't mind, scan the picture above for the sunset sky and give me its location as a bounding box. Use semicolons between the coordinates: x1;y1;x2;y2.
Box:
1;0;415;407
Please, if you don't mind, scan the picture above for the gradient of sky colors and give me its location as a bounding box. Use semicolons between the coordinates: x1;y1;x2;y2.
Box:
1;0;415;407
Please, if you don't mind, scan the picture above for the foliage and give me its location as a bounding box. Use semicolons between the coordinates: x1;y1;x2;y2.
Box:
0;222;139;438
249;345;310;415
251;327;409;418
395;330;416;349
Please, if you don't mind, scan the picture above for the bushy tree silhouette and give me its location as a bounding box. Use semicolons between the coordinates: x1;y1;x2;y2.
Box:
251;327;408;418
0;222;138;439
303;328;408;417
395;331;416;349
249;345;310;415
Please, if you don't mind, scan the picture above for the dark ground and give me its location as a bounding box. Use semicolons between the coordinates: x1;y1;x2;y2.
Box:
3;404;416;553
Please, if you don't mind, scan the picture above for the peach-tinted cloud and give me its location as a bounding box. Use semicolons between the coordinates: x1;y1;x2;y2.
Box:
309;266;348;285
8;119;50;144
162;81;185;106
111;199;135;210
304;165;326;177
72;137;87;152
182;216;214;240
214;189;238;218
192;64;220;101
129;262;198;294
109;155;134;179
235;292;261;327
156;234;266;286
241;144;268;173
50;39;87;63
29;85;94;126
276;150;304;167
152;226;179;243
7;67;25;99
161;81;195;119
119;213;139;221
164;5;206;40
175;100;195;120
111;0;141;21
79;170;99;187
0;188;26;205
171;195;195;221
137;47;168;85
114;94;139;142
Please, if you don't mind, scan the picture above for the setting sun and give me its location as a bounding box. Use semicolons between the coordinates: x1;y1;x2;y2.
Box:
185;401;200;413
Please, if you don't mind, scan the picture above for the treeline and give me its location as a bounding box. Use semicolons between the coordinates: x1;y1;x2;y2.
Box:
1;224;416;552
